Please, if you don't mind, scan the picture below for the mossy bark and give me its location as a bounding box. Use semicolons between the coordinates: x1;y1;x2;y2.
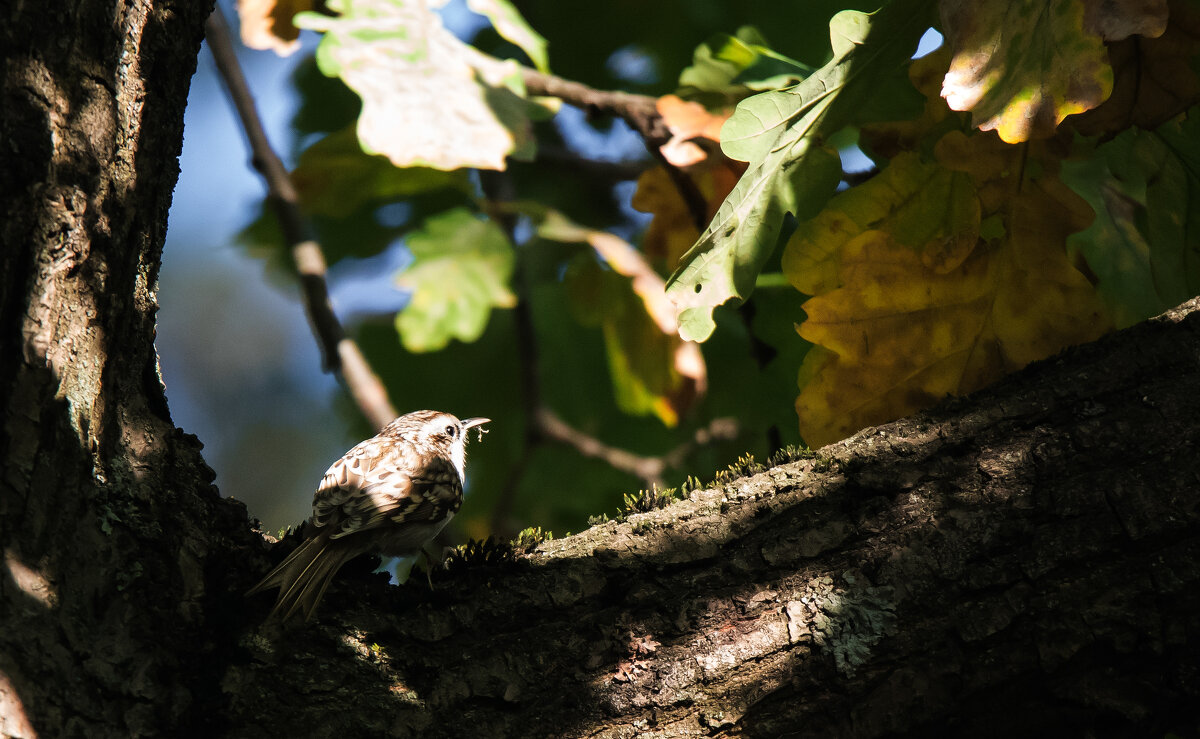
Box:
224;299;1200;737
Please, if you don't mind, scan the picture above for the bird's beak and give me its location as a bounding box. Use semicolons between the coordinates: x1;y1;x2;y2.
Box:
462;417;489;442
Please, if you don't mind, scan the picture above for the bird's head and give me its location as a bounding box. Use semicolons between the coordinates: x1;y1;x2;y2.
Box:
385;410;490;476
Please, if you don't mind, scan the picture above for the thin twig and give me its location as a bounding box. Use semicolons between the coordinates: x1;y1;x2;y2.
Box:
522;67;709;233
535;408;666;486
204;8;396;431
661;417;739;470
479;171;538;538
534;143;649;181
521;68;667;142
648;145;709;234
535;409;739;489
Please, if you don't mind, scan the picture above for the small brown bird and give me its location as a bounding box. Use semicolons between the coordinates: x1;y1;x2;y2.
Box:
248;410;489;622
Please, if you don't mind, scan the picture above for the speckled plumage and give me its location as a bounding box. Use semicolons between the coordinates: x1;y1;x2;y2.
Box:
248;410;489;622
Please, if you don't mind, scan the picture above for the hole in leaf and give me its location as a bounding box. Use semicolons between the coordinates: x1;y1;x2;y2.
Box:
694;283;702;294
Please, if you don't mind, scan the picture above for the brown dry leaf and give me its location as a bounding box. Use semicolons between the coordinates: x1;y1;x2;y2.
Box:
1072;0;1200;136
633;163;744;269
656;94;732;167
1082;0;1167;40
238;0;313;56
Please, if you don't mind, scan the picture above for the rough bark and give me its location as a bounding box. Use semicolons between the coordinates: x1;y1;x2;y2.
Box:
221;297;1200;739
0;0;254;736
2;0;1200;738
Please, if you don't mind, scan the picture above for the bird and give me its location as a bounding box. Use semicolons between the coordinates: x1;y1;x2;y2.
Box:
247;410;490;622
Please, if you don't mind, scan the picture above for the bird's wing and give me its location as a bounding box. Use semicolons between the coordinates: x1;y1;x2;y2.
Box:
311;437;463;540
396;454;464;522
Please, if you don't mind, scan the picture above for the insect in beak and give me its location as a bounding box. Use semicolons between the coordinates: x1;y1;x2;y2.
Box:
462;417;490;442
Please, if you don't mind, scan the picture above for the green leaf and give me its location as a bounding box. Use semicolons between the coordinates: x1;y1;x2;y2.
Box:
290;54;361;136
678;26;813;102
669;141;842;342
293;128;471;218
519;205;704;426
1064;110;1200;326
1152;112;1200;301
394;208;517;351
719;90;813;164
296;0;532;171
466;0;550;72
665;0;932;342
563;257;689;426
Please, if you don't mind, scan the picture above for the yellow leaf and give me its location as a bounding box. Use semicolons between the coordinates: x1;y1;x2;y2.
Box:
782;152;981;295
795;179;1110;447
940;0;1114;143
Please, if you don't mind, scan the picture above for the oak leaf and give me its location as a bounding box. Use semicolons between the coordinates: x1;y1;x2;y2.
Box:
790;130;1111;446
394;208;516;352
940;0;1113;143
1064;109;1200;326
1071;0;1200;136
296;0;534;171
664;0;930;342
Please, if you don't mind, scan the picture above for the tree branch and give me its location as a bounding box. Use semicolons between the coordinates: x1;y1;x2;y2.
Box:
534;143;649;181
204;8;396;431
521;68;666;142
228;297;1200;737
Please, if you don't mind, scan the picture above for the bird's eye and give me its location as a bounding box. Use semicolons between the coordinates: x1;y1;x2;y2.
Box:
444;424;458;438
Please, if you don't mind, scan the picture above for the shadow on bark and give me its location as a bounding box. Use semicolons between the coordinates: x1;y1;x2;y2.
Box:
221;301;1200;737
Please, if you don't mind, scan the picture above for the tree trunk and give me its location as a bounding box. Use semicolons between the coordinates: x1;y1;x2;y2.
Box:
1;0;255;736
2;1;1199;738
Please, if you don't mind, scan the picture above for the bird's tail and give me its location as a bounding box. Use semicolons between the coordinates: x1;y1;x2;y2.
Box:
247;531;358;622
